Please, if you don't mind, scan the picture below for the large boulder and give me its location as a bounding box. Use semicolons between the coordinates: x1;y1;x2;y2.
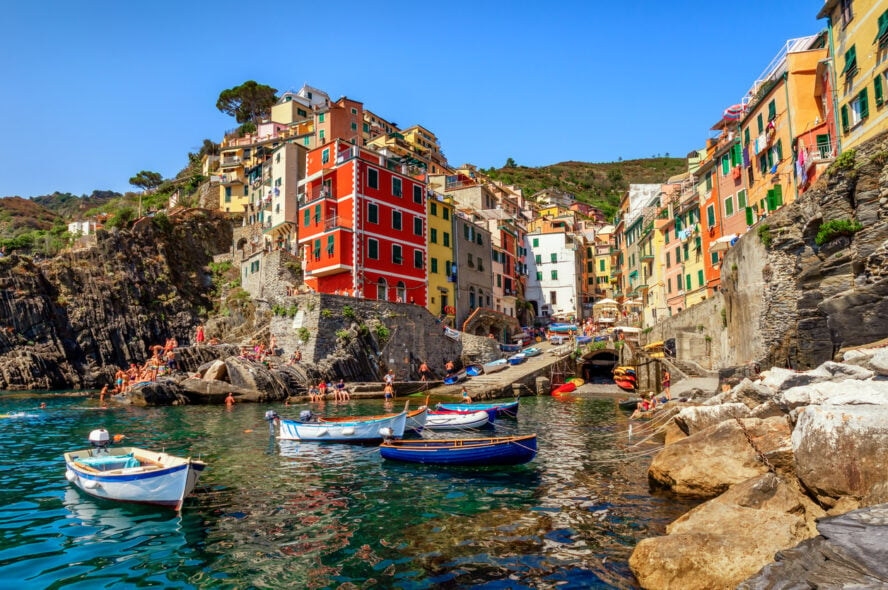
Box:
125;379;189;406
648;417;792;497
793;404;888;506
760;362;874;393
739;504;888;589
870;349;888;376
202;359;228;382
673;403;752;435
223;356;290;402
703;378;775;408
778;379;888;410
179;377;254;403
631;474;822;590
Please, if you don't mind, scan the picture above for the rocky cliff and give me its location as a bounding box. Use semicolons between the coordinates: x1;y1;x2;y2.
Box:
650;131;888;371
0;209;232;390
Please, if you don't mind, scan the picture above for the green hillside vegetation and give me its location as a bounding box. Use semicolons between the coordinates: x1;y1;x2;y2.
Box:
31;190;121;218
483;157;687;219
0;197;68;255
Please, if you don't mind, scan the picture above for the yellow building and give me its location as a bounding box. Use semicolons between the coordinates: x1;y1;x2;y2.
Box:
367;124;451;175
820;0;888;151
427;193;456;325
218;145;249;213
592;227;614;300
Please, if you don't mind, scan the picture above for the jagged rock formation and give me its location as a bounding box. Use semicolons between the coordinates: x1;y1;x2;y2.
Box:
0;209;232;390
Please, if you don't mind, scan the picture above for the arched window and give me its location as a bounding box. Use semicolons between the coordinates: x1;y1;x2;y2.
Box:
469;287;476;309
377;278;387;301
396;281;406;303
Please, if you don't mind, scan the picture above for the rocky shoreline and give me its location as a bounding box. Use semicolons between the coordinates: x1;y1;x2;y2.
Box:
629;348;888;589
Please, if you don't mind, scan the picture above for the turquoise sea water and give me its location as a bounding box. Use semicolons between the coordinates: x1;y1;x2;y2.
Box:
0;394;694;589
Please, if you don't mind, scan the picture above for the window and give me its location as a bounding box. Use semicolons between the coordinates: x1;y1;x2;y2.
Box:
877;10;888;48
535;254;541;264
744;127;750;146
430;202;437;216
767;100;776;121
725;195;734;217
667;278;672;293
536;271;543;280
298;108;307;118
377;278;387;300
326;235;334;256
392;244;403;264
351;122;357;131
225;187;232;202
351;107;358;115
551;270;558;280
467;253;474;268
841;0;853;26
464;224;470;240
314;204;321;223
313;239;321;259
686;274;692;291
476;233;483;246
442;208;449;220
850;88;869;128
706;204;715;227
721;154;730;176
430;228;438;243
737;189;747;209
304;137;310;146
675;247;681;263
842;45;857;78
303;209;310;226
414;217;423;236
368;238;378;259
711;251;720;265
705;171;712;191
550;253;557;263
318;113;325;123
368;168;378;189
368;203;378;223
496;274;502;287
698;269;704;287
599;259;605;272
532;238;539;247
550;291;557;304
414;249;423;269
431;258;438;273
413;185;422;204
319;130;325;141
757;113;764;134
322;148;330;164
683;243;689;260
392;177;402;197
362;122;369;132
443;232;450;247
665;251;670;268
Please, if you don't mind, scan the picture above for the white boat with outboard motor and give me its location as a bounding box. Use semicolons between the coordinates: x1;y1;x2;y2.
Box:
63;429;206;511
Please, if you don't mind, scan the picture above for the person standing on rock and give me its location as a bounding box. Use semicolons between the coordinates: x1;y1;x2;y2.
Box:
419;361;430;382
662;370;671;398
445;360;455;377
195;325;205;345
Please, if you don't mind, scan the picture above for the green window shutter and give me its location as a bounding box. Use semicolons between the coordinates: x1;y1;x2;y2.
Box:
706;171;712;190
686;274;691;290
841;104;850;133
731;144;742;167
535;254;541;264
775;139;783;162
431;258;438;273
599;259;605;271
768;100;776;121
698;269;704;287
877;11;888;44
744;128;750;146
725;196;734;217
757;113;764;134
738;189;747;209
532;238;539;247
766;189;775;211
551;270;558;280
707;204;715;227
711;251;719;264
745;206;754;225
842;46;857;76
767;149;774;170
536;271;542;280
759;155;767;173
303;209;310;226
859;88;869;119
774;184;783;207
695;236;701;251
721;155;730;175
876;74;885;107
665;251;671;267
550;253;557;263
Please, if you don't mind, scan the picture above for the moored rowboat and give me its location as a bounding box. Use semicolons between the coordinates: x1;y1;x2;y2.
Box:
437;400;519;418
380;435;538;466
426;410;490;430
465;364;484;377
279;405;415;442
482;359;509;374
64;429;205;511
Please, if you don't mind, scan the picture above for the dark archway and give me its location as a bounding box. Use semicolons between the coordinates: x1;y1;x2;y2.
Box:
578;350;619;384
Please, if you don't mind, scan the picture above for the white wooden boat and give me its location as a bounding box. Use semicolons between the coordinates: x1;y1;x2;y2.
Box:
521;347;542;357
278;405;411;442
63;429;205;511
481;359;509;374
425;410;490;430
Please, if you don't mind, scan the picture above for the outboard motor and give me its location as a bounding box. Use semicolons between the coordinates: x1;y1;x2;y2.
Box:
265;410;280;435
88;429;111;454
299;410;314;422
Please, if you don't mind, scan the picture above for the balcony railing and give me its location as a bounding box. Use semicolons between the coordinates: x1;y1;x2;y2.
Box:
299;186;335;203
221;157;242;168
323;216;351;231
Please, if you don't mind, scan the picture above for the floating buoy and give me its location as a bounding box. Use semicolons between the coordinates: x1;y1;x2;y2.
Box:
243;429;253;433
113;434;125;442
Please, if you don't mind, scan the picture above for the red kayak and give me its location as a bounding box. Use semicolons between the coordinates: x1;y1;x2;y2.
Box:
615;378;637;392
551;382;577;396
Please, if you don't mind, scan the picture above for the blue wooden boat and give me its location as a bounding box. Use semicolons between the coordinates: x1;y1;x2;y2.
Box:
499;343;521;353
465;364;484;377
521;347;542;357
576;336;592;345
548;323;578;334
437;400;519;418
443;371;467;385
508;354;526;365
379;435;537;466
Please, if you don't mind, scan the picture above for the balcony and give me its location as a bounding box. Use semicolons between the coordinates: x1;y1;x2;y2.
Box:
641;254;655;261
305;263;351;278
220;174;244;185
220;156;242;169
299;186;335;204
323;216;352;231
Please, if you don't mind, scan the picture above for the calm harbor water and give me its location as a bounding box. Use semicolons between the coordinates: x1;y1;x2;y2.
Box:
0;393;694;589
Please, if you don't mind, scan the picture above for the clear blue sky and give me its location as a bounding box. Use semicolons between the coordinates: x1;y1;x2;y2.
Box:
0;0;825;198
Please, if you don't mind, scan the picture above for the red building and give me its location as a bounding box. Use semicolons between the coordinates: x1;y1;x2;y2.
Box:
298;140;428;304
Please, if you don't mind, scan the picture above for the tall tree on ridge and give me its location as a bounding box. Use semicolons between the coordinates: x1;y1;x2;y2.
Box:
216;81;278;124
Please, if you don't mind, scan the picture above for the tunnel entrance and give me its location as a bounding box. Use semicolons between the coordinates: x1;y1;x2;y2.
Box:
578;350;620;384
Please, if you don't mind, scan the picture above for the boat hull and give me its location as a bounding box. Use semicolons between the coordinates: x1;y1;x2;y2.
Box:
551;382;577;396
437;400;519;418
465;365;484;377
508;354;526;365
443;372;467;385
481;360;509;374
380;435;537;466
426;410;490;430
279;411;408;442
615;379;637;392
521;348;542;357
64;447;205;511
